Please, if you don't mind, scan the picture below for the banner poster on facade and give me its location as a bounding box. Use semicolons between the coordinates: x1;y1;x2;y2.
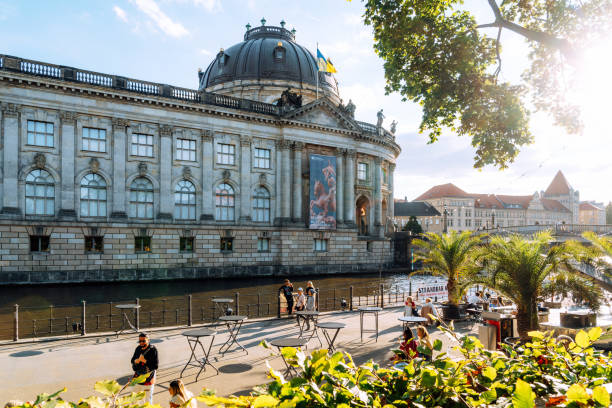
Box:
309;154;337;230
416;283;448;301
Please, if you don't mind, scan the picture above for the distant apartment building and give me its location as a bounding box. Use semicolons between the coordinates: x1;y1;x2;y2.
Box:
579;202;606;225
393;200;441;231
404;170;585;232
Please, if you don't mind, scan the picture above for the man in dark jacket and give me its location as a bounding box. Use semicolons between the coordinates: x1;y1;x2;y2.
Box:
131;332;158;403
279;279;294;316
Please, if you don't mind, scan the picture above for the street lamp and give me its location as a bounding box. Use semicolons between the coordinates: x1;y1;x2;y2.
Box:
492;208;496;229
443;204;448;234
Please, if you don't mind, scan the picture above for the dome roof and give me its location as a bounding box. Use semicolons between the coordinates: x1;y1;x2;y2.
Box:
198;23;337;94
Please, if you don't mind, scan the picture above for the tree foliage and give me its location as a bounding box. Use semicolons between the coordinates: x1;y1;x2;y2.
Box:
20;327;612;408
362;0;612;169
402;215;423;234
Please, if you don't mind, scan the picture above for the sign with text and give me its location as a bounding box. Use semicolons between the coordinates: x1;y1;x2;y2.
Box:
309;154;337;230
416;283;448;301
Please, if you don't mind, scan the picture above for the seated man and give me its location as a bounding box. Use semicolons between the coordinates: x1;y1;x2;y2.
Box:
419;298;438;326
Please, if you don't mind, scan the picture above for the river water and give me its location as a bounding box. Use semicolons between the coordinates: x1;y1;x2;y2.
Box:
0;271;447;340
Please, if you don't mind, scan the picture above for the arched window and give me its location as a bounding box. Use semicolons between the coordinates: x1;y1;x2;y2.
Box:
252;186;270;222
25;169;55;215
80;173;107;217
129;177;153;219
215;183;234;221
175;180;196;220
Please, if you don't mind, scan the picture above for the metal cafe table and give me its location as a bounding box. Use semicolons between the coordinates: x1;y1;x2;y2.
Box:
358;306;382;342
398;316;427;330
218;315;248;355
269;337;308;378
115;304;141;336
295;310;321;345
180;328;218;381
212;298;234;320
316;322;346;353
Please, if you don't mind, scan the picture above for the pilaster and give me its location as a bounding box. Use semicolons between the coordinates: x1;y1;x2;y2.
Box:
239;135;252;222
110;118;128;219
274;140;283;224
389;163;395;220
279;140;292;224
1;103;21;216
157;124;173;220
374;156;383;237
200;130;214;220
344;149;356;225
291;142;303;223
336;148;345;225
58;111;77;219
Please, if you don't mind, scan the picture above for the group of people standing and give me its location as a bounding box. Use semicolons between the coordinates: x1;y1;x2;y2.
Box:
279;279;317;314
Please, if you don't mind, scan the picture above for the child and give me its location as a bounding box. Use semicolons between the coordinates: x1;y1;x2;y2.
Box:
404;296;417;317
391;326;418;361
169;379;197;408
416;325;433;361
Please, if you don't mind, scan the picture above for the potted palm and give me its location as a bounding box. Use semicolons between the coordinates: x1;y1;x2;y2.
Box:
412;231;483;319
476;232;602;337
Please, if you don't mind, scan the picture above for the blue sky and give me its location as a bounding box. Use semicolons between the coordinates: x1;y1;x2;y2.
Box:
1;0;610;204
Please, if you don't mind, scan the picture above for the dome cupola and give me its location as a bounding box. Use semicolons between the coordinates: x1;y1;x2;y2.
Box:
198;20;339;104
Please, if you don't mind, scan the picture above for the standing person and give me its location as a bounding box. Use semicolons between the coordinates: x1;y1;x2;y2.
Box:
295;287;306;312
416;326;433;361
279;279;294;316
305;281;316;311
131;332;158;404
169;379;197;408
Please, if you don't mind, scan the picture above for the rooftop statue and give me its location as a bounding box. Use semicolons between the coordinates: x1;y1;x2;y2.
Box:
376;109;385;128
276;88;302;112
390;120;397;135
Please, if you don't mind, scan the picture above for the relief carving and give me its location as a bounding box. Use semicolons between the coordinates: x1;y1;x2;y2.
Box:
33;153;46;169
138;162;147;176
222;169;231;181
89;158;100;173
259;173;267;185
182;166;192;179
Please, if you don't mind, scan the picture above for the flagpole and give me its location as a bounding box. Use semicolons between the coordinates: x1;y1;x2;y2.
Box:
316;42;319;100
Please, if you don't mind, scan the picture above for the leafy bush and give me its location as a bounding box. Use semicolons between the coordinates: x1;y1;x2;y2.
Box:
15;327;612;408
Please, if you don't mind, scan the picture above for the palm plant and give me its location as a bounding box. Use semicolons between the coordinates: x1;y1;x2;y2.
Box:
578;231;612;277
476;232;602;337
412;231;483;307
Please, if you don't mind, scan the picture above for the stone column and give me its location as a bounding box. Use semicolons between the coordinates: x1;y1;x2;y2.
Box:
200;130;214;220
274;140;282;224
58;111;77;219
389;163;395;220
240;136;252;222
344;149;355;225
157;124;173;220
292;142;303;222
374;157;383;237
110;118;128;219
336;149;345;225
280;140;291;222
1;103;20;216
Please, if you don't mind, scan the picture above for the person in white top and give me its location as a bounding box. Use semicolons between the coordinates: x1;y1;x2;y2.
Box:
169;379;197;408
295;287;306;311
404;296;416;317
467;291;483;305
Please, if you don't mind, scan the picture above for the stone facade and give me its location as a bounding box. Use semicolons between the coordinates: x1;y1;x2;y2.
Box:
0;53;399;284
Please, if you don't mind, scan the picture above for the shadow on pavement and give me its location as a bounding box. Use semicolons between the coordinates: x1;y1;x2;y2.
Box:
9;350;44;357
219;363;253;374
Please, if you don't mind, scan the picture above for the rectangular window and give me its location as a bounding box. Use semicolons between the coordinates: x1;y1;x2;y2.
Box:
357;163;368;181
465;219;471;227
366;241;373;252
257;237;270;252
27;120;54;147
220;237;233;252
82;128;107;152
314;238;328;252
30;235;50;252
217;143;235;165
131;133;154;157
180;237;194;252
176;139;196;161
85;236;104;253
134;236;151;252
254;148;271;169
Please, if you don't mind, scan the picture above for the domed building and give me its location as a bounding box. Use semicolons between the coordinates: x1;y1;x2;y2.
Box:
0;21;400;284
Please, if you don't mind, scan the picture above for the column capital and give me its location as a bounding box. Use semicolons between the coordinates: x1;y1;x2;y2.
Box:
112;118;129;130
337;147;347;156
159;124;173;137
1;103;20;118
240;135;252;147
291;141;304;151
346;149;356;159
276;139;291;150
389;162;396;171
374;156;383;165
60;110;77;124
201;129;213;141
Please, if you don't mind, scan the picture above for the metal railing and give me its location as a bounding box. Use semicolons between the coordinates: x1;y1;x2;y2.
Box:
0;282;413;342
485;224;611;236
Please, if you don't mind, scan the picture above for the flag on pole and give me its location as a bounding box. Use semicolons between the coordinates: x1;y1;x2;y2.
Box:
317;48;337;73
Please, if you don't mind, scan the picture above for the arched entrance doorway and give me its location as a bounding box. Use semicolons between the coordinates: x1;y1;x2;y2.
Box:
356;195;370;236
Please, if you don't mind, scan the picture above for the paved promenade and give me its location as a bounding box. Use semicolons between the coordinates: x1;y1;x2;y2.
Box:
0;307;472;406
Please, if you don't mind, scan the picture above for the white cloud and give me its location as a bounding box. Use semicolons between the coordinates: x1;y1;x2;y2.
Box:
192;0;222;12
113;5;128;22
200;49;212;56
130;0;189;38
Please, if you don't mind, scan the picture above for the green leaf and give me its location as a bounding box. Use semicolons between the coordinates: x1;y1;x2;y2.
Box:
566;384;590;404
420;369;437;387
588;327;603;341
433;339;443;351
512;379;535;408
528;331;544;339
482;366;497;381
252;395;278;407
79;397;105;408
93;380;121;396
481;389;497;404
129;373;151;386
592;386;610;407
116;392;146;405
575;331;590;349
